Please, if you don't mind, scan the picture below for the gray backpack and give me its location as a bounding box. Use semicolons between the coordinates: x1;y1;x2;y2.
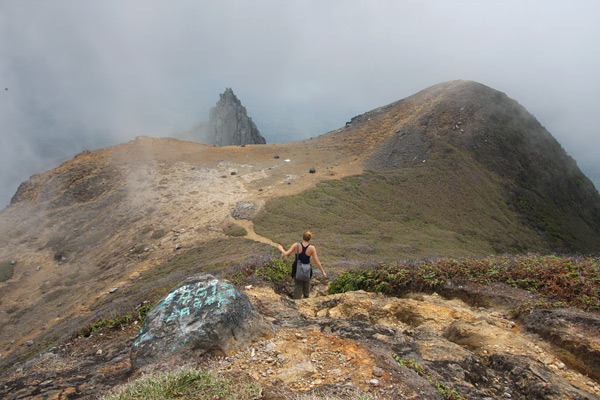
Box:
295;242;312;282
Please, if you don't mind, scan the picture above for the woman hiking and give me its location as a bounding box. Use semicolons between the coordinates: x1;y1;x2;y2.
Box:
277;231;327;299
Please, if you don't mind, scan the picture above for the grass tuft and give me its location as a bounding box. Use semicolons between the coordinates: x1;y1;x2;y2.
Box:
77;302;153;338
103;368;262;400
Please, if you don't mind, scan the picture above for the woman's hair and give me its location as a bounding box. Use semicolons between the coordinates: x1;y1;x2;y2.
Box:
303;231;312;242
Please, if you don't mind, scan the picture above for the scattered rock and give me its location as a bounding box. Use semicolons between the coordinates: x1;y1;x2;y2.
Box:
309;168;316;173
109;288;118;294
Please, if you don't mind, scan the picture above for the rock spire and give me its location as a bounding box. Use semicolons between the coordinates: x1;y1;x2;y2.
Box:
206;88;266;146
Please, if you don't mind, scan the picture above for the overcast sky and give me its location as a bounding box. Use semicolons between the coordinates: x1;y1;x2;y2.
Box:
1;1;599;206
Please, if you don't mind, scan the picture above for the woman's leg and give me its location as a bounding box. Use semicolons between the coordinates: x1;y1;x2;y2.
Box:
302;280;311;298
293;279;304;299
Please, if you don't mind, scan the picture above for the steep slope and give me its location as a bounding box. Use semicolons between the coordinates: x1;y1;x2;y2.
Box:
0;135;363;366
256;80;600;257
1;80;599;388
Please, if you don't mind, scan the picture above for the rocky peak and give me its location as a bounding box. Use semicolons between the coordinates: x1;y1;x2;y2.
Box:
207;88;266;146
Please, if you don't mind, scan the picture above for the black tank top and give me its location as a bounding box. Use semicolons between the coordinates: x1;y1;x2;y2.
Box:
298;243;311;264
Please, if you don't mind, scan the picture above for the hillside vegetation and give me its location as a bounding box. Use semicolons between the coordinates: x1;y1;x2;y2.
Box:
256;81;600;257
255;153;549;263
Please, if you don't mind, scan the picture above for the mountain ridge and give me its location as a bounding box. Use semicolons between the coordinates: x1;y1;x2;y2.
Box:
1;80;599;398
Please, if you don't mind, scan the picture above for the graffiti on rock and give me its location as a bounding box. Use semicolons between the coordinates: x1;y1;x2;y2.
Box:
133;279;239;350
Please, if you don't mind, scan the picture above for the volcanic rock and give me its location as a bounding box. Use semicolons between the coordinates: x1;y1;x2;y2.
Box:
205;88;266;146
130;274;273;368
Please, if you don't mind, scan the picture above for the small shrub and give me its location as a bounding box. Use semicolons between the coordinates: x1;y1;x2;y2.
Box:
224;224;248;237
151;229;167;240
0;261;14;282
256;258;290;283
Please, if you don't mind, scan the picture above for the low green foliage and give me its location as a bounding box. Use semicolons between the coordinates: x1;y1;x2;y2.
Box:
226;257;292;286
255;258;290;282
393;354;466;400
329;255;600;311
223;224;248;237
78;302;153;338
103;368;262;400
150;228;167;239
0;260;14;282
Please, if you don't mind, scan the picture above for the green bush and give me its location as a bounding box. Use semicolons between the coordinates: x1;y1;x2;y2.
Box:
223;224;248;237
0;261;14;282
151;229;167;240
255;258;291;283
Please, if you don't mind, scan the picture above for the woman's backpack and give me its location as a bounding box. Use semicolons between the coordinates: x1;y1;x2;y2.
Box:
294;242;312;282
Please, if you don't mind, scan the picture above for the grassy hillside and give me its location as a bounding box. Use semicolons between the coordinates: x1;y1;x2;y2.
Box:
254;146;552;265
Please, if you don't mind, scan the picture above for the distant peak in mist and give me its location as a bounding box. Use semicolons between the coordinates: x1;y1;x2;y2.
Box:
176;88;266;146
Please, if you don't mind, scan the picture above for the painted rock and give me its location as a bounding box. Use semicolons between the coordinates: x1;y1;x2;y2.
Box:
131;273;273;368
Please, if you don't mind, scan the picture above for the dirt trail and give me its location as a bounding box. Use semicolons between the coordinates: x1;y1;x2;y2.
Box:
231;218;281;248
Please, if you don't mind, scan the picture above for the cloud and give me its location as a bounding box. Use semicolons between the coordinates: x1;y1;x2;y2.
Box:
1;0;599;205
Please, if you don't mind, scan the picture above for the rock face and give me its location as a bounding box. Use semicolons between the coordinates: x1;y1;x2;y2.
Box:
130;274;273;368
203;88;266;146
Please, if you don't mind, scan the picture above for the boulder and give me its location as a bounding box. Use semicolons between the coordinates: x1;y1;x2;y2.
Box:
131;274;273;368
232;201;258;220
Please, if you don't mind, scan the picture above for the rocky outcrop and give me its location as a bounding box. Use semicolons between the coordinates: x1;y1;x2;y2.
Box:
208;88;265;146
3;283;600;399
187;88;266;146
130;274;273;368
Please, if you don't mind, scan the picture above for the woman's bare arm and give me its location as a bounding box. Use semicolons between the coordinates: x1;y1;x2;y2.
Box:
311;246;327;278
278;243;297;257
